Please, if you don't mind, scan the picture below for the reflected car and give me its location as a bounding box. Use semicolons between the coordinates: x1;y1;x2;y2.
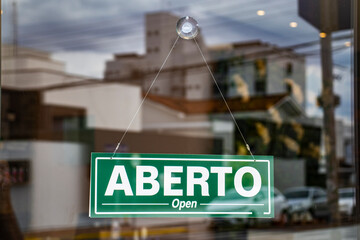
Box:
207;187;289;228
339;188;355;217
284;187;330;222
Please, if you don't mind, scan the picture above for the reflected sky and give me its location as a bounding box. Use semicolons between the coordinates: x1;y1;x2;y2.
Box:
1;0;350;52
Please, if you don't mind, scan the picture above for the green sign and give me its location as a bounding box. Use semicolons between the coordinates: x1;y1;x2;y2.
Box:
89;153;274;218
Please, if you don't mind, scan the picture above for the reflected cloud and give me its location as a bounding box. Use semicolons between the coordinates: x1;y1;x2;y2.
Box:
53;51;112;78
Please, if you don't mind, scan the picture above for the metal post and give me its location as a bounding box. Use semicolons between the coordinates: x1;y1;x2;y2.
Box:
320;32;340;223
353;0;360;224
319;0;339;223
12;0;17;56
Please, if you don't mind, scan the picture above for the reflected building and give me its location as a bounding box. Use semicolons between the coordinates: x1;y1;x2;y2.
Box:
1;44;88;89
105;12;306;110
0;10;355;238
209;41;306;110
104;12;313;190
105;12;213;100
0;44;96;232
0;42;221;233
104;12;354;192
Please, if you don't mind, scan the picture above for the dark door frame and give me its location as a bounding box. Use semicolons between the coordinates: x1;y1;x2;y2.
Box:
354;0;360;223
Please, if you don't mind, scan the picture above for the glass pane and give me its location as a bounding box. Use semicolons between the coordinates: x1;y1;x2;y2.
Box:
1;0;358;239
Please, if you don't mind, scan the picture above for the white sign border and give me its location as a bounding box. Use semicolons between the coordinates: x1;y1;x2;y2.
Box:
92;157;272;216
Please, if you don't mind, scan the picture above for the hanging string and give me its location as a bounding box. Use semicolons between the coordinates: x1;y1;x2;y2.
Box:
193;38;256;161
111;34;255;161
111;36;180;159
